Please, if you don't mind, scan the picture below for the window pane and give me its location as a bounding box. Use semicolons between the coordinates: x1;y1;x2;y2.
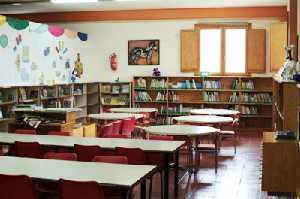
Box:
225;29;246;73
200;29;221;73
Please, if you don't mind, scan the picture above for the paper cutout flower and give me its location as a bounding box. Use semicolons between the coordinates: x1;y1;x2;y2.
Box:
48;25;64;37
7;17;29;30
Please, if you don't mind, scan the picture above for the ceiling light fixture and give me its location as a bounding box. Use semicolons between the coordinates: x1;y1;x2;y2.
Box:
51;0;98;4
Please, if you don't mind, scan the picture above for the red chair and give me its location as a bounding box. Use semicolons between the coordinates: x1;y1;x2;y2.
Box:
102;134;129;138
112;120;122;135
93;155;128;164
48;131;71;136
120;118;135;138
15;129;36;135
74;144;112;162
59;179;105;199
98;124;113;138
14;141;44;159
44;152;77;161
0;174;38;199
220;114;240;154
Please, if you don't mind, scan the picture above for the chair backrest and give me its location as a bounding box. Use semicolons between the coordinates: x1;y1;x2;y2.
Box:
14;141;44;159
112;120;122;135
93;155;128;164
0;174;37;199
48;131;71;136
115;147;146;165
15;129;36;135
44;152;77;161
102;134;129;138
99;124;113;138
59;179;105;199
149;134;174;141
120;118;135;137
74;144;104;162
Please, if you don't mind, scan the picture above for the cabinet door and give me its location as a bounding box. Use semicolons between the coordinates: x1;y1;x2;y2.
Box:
270;23;287;72
247;29;266;73
180;30;199;72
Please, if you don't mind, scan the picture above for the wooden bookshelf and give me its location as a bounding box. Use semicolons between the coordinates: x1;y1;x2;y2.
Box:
133;75;273;130
86;83;100;114
99;82;131;111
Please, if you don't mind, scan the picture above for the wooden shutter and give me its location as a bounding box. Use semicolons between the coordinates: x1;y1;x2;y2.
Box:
270;22;287;72
180;30;199;72
247;29;266;73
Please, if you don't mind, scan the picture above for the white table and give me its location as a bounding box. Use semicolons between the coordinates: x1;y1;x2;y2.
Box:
173;115;233;125
88;113;144;123
190;108;240;116
0;133;184;199
145;125;220;174
109;108;158;113
0;156;155;198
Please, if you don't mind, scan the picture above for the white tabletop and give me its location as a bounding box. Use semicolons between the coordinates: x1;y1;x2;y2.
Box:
0;156;155;187
88;113;144;120
0;133;184;153
145;125;220;137
110;108;158;113
173;115;233;124
190;108;240;116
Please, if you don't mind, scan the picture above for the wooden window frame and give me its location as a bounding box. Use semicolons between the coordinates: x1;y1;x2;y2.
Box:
195;23;250;75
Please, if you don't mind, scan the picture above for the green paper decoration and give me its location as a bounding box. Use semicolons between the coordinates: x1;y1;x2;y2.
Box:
0;34;8;48
7;17;29;30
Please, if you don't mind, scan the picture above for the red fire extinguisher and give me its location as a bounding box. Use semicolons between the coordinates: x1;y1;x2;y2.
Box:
109;53;118;71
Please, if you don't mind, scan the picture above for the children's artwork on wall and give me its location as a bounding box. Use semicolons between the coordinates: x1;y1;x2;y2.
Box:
0;15;88;86
128;40;159;65
0;34;8;48
22;46;30;63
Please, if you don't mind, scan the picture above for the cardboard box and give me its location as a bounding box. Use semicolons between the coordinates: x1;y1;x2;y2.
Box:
83;123;97;137
71;126;84;137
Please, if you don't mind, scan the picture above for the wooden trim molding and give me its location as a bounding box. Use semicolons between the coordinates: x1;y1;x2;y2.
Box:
288;0;298;61
8;6;287;23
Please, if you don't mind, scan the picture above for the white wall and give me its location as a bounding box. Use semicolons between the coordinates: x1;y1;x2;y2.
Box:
58;18;279;82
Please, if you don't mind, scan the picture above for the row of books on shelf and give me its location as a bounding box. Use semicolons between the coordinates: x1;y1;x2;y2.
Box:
101;96;129;106
101;84;130;94
203;80;221;89
159;105;193;115
239;105;258;115
241;80;255;90
203;92;220;102
135;91;152;102
229;93;272;103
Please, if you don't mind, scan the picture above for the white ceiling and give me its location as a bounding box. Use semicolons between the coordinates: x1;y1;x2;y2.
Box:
0;0;288;14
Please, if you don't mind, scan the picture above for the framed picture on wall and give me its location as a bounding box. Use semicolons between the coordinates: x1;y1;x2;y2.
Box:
128;40;160;65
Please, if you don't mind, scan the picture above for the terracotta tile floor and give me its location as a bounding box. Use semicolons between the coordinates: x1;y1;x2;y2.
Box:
134;134;274;199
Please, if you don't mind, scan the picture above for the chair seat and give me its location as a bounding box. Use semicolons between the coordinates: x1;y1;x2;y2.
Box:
220;130;235;135
197;143;216;150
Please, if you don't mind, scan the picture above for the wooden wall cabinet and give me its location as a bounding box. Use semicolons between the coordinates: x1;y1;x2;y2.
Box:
180;30;199;72
247;29;266;73
270;22;287;72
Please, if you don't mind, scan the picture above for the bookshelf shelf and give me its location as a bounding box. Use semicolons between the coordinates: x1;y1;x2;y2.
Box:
133;75;273;130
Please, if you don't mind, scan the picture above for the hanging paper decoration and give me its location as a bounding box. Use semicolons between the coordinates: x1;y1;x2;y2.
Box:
63;48;68;54
77;32;88;41
16;34;22;45
43;47;50;56
0;15;6;26
0;34;8;48
65;29;77;39
15;54;20;71
48;26;64;37
13;46;17;52
65;59;70;68
74;53;83;78
58;40;64;51
32;24;48;34
7;17;29;30
22;46;30;63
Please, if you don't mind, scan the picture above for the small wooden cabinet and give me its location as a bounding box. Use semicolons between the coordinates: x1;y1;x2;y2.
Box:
262;132;299;193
